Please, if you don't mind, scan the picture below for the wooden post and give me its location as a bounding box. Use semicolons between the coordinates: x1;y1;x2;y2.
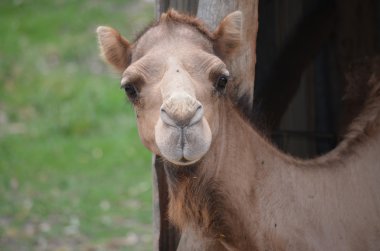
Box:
156;0;199;17
152;156;180;251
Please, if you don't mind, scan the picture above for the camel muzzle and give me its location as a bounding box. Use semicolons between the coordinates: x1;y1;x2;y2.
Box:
160;95;204;128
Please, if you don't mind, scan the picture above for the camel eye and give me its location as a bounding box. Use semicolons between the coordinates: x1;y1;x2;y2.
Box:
215;74;229;92
122;83;138;102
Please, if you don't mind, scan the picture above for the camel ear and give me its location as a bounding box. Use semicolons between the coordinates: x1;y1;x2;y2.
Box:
214;11;242;58
96;26;131;72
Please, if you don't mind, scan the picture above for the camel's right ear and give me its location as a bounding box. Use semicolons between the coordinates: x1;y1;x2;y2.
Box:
96;26;131;72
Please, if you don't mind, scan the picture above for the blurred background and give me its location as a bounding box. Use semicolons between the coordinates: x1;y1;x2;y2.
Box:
0;0;155;250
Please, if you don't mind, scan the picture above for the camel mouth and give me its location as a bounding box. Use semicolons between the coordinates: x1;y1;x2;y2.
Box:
180;157;191;163
159;135;205;166
155;116;212;166
169;156;200;166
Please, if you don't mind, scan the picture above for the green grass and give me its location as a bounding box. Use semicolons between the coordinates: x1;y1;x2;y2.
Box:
0;0;155;250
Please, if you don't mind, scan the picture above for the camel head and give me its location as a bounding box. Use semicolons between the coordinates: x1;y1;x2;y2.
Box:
97;10;242;166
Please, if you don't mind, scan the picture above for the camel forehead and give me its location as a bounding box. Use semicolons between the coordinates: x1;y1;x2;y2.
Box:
125;47;224;85
132;23;214;62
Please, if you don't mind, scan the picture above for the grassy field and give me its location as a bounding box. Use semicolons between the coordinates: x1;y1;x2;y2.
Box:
0;1;155;250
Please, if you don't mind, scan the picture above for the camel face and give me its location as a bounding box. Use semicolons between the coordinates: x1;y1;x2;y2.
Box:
152;54;215;165
121;33;228;166
97;10;242;165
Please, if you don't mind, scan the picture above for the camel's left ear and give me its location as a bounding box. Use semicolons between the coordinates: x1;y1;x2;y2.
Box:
213;11;242;59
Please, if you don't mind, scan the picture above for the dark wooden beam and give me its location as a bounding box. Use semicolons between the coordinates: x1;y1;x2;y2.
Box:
252;2;336;132
153;156;179;251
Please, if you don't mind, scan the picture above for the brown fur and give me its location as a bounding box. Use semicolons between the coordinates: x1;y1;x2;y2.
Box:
163;152;258;250
162;10;216;42
164;162;233;240
134;9;215;44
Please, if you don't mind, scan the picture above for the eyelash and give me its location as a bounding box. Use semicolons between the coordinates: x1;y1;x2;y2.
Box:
122;83;139;102
214;74;229;92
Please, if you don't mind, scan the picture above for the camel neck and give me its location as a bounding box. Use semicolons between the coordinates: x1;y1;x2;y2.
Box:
188;100;281;249
207;100;282;178
164;100;293;250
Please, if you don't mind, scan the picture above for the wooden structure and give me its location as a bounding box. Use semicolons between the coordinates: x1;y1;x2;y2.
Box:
153;0;380;250
254;0;379;157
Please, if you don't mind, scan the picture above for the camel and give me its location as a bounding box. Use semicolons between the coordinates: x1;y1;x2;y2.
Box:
97;10;380;251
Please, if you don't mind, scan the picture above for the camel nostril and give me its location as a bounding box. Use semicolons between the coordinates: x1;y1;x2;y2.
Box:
160;101;204;128
189;104;203;126
160;106;177;127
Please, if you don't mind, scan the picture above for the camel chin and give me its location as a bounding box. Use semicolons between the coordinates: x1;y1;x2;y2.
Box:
155;117;212;166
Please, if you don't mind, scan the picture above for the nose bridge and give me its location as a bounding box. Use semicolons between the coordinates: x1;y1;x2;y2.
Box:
160;57;202;127
160;57;195;99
